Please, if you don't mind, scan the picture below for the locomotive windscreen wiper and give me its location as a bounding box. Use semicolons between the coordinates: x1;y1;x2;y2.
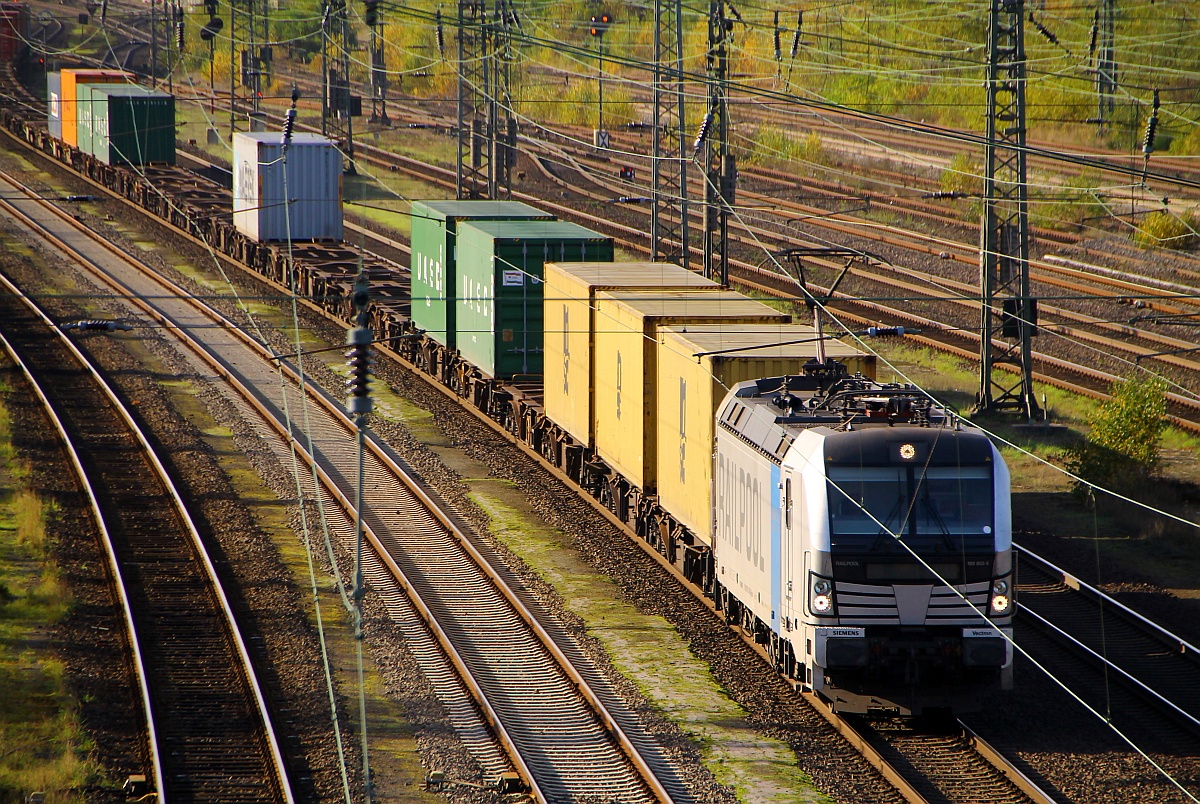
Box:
916;481;959;552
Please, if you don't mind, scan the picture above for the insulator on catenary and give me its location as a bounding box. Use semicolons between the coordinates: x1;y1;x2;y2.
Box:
858;326;917;338
281;108;296;146
692;110;713;154
175;20;184;48
345;327;374;415
726;2;742;23
1143;112;1159;157
435;9;445;57
1152;87;1161;111
62;319;133;332
788;10;802;59
773;11;781;61
1029;12;1060;47
1088;9;1098;56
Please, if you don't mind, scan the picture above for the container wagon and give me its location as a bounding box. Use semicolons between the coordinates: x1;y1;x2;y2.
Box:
233;131;342;242
454;219;613;379
410;200;553;349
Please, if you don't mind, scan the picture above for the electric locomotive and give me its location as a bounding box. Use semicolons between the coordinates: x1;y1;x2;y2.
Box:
713;367;1013;716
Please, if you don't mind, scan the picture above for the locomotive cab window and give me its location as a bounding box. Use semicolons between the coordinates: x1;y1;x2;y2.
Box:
826;465;994;555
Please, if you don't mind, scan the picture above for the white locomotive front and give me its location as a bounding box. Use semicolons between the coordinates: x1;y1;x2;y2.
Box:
714;372;1013;716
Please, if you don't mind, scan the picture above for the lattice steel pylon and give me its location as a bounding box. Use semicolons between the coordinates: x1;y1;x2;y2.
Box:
1093;0;1117;130
700;0;735;285
322;0;355;171
651;0;688;267
229;0;269;133
367;0;388;124
977;0;1039;419
455;0;513;199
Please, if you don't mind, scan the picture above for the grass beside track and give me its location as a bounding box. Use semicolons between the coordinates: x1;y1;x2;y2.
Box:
0;359;101;803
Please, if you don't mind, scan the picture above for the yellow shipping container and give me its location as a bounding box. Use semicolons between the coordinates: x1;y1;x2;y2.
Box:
59;69;133;147
593;291;791;492
543;262;720;446
656;325;876;545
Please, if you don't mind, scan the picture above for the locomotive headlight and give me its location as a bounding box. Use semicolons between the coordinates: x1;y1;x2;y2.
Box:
990;577;1013;615
810;576;834;615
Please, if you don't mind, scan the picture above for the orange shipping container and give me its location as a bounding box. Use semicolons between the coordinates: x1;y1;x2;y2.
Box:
59;69;132;147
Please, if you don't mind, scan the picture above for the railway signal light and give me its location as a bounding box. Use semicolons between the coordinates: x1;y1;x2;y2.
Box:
589;12;610;37
200;16;222;41
364;0;378;27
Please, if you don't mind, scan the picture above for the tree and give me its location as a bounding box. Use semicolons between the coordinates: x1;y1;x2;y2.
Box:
1069;372;1169;493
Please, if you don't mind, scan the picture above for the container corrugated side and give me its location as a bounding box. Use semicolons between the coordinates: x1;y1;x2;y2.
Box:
543;261;720;447
656;325;876;544
592;291;791;493
46;72;61;140
59;69;131;147
76;83;94;156
409;199;551;348
232;132;342;242
0;10;22;63
90;85;175;166
455;220;613;379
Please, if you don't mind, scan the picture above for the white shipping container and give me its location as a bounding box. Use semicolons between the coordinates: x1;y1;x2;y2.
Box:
232;132;342;242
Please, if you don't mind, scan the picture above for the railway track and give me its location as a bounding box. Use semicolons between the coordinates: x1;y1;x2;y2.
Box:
0;226;293;803
7;70;1200;804
0;167;688;803
1015;547;1200;750
201;83;1200;422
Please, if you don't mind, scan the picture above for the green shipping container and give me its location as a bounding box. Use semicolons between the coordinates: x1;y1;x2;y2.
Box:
410;200;552;348
456;219;613;379
88;84;175;166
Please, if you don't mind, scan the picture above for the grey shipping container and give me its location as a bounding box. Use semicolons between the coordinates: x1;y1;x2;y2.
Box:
87;84;175;166
455;219;613;379
233;132;342;242
47;72;61;140
410;200;553;348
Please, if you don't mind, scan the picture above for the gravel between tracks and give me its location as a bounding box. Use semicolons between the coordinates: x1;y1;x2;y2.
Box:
6;141;1200;802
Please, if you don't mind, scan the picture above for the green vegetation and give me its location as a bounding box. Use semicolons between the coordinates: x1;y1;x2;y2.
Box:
1031;172;1107;232
1068;372;1169;493
0;389;101;802
740;127;825;170
1132;210;1199;250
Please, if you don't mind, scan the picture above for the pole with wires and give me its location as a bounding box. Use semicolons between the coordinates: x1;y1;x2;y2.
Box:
345;272;374;804
651;0;688;266
977;0;1039;420
699;0;735;286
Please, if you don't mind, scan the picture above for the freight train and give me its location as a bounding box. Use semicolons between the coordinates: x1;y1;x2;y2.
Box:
0;50;1014;715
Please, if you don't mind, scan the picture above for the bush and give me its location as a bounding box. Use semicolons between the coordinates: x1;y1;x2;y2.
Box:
1068;373;1168;493
1133;211;1199;250
741;126;826;169
939;153;983;197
